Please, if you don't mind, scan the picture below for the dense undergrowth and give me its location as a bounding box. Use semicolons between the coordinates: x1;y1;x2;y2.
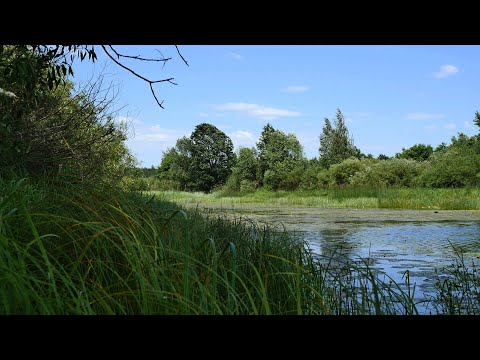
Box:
1;176;479;314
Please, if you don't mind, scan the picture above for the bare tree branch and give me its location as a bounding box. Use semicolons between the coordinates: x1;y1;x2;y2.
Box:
109;45;172;63
175;45;189;66
101;45;180;109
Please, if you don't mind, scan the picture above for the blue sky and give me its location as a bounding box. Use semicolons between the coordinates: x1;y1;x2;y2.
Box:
72;45;480;167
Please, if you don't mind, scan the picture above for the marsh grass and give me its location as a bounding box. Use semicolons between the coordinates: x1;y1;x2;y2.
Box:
430;248;480;315
1;176;478;314
156;187;480;210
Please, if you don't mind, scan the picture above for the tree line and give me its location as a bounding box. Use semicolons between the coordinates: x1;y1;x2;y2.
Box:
157;110;480;192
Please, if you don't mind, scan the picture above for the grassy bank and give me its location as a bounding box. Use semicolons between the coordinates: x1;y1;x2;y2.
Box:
155;187;480;210
1;176;479;314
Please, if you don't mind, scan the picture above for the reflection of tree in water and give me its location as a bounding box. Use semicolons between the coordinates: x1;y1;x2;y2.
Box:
318;228;359;261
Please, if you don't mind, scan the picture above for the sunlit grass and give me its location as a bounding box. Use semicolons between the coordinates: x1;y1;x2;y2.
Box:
1;176;478;314
155;187;480;210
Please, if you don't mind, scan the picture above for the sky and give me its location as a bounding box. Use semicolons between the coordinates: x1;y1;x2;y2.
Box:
71;45;480;167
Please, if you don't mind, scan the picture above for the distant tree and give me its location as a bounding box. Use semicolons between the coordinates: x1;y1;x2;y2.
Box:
319;118;334;168
419;147;480;188
257;123;277;183
319;109;360;167
474;111;480;129
158;139;192;190
450;131;480;155
377;154;390;160
188;123;236;192
395;143;433;162
434;143;448;152
299;158;323;190
224;147;259;192
256;123;305;190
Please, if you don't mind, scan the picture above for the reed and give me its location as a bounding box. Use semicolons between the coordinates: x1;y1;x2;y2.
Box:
1;176;477;314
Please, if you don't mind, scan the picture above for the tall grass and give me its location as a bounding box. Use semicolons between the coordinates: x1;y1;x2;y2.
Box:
1;176;478;314
156;187;480;210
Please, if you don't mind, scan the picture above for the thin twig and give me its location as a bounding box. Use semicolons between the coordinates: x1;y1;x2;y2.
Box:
102;45;178;109
175;45;189;66
109;45;172;62
104;46;176;84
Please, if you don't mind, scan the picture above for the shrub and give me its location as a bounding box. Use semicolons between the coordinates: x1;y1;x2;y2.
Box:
351;158;422;187
329;158;369;186
240;179;256;192
418;147;480;188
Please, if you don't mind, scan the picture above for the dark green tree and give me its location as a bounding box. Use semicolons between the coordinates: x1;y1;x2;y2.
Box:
319;109;360;168
319;118;334;168
256;124;305;190
434;143;447;152
331;109;358;164
188;123;236;192
395;143;433;162
158;138;192;190
0;50;135;182
256;123;276;184
474;111;480;129
224;147;259;192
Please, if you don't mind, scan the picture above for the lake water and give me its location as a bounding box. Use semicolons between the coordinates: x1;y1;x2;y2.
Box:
199;204;480;312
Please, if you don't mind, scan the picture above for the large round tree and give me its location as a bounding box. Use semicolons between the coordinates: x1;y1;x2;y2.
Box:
189;123;236;192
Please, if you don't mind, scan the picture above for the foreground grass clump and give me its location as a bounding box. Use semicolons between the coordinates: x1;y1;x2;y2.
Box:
430;251;480;315
1;176;478;314
156;187;480;210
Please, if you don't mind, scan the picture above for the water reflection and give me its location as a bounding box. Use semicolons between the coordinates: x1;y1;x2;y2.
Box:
296;221;480;298
200;204;480;311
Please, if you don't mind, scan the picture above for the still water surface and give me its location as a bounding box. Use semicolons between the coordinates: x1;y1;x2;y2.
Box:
201;205;480;308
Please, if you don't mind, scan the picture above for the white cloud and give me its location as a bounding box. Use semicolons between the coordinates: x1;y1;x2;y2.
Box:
434;64;459;79
444;123;457;130
198;112;209;118
132;125;187;143
228;52;244;61
282;85;309;93
464;121;473;129
230;130;253;140
228;130;256;148
113;116;143;125
214;102;301;120
406;112;445;120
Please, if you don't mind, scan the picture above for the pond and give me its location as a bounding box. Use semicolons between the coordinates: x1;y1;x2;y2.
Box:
199;204;480;313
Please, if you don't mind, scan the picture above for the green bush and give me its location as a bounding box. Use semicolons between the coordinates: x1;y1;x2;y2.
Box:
329;158;369;186
278;166;304;190
351;158;422;187
418;147;480;188
317;169;332;188
300;165;322;190
263;170;279;190
240;179;256;192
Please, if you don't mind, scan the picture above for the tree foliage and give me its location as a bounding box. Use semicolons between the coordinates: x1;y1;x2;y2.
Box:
224;147;260;192
319;109;359;168
0;47;136;184
188;123;236;192
0;45;187;110
158;124;235;192
395;143;433;162
256;123;305;190
158;111;480;192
